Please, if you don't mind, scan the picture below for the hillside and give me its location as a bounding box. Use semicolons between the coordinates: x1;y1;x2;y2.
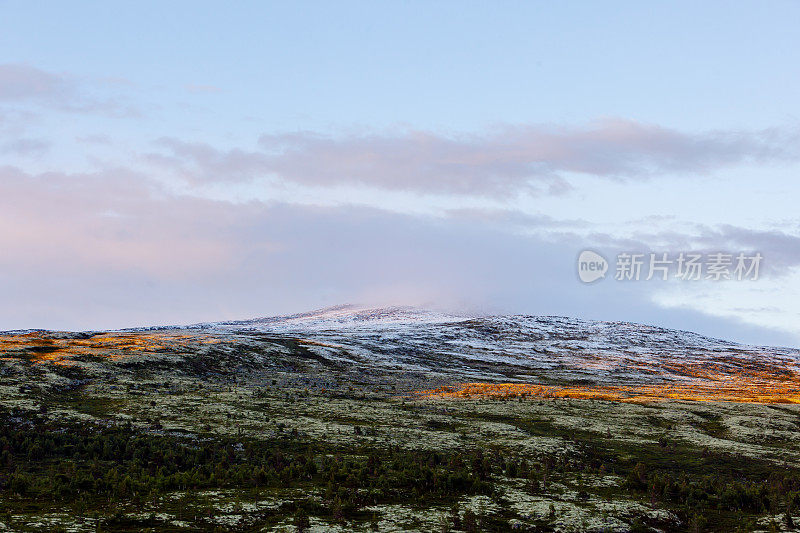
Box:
1;306;800;531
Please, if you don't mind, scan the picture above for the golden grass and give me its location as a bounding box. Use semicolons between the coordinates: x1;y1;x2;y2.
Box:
417;375;800;404
0;331;222;365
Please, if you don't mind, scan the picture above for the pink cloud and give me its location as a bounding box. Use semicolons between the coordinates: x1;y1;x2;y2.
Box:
148;120;798;197
0;64;69;101
0;163;797;347
0;63;140;117
0;166;260;279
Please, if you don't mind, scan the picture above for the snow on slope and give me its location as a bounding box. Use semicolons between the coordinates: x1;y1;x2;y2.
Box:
194;305;800;386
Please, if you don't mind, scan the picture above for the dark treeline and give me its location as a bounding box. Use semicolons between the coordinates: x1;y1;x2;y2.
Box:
0;407;502;530
3;405;800;531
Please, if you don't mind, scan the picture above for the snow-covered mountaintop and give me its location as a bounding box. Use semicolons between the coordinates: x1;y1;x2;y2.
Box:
206;303;778;353
182;305;800;386
213;304;469;330
8;304;797;392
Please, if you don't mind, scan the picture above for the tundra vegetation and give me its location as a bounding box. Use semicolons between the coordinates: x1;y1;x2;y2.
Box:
1;329;800;532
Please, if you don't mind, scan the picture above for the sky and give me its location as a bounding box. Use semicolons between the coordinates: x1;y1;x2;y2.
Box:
1;1;799;346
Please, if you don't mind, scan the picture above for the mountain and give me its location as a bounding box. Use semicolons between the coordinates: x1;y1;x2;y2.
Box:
194;304;800;402
5;304;799;402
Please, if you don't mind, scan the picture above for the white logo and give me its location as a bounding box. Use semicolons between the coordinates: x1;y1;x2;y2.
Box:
577;250;608;283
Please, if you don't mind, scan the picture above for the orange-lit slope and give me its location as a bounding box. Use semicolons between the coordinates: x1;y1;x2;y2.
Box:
0;331;221;366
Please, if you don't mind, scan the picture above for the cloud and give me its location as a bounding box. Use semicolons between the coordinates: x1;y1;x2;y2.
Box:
0;107;38;137
185;84;223;94
148;137;273;184
76;133;113;145
444;208;800;281
695;225;800;275
583;224;800;278
0;163;796;347
0;138;50;156
147;120;798;197
0;63;69;102
444;208;589;231
0;166;250;282
0;63;139;117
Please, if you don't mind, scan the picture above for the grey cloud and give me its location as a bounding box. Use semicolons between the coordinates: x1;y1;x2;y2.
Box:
259;121;796;191
444;208;589;230
0;63;140;117
437;209;800;279
0;64;69;102
1;138;50;156
620;224;800;276
76;134;113;145
148;138;272;183
580;224;800;280
185;84;223;94
149;120;798;197
696;225;800;276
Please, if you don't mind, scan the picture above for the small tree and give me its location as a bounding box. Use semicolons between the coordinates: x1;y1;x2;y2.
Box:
450;504;462;530
294;510;310;533
462;509;478;533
